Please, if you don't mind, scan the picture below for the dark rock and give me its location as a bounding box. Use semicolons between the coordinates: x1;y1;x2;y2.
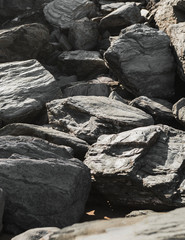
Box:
0;189;5;233
172;98;185;127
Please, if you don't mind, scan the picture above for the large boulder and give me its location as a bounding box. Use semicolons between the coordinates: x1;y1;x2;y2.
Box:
85;125;185;209
46;96;154;144
43;0;96;29
0;157;91;234
0;189;5;233
172;98;185;127
104;24;175;99
0;23;49;63
0;59;61;126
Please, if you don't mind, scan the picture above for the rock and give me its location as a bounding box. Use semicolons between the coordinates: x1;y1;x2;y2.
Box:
130;96;174;124
58;51;107;80
100;2;126;14
104;24;175;99
43;0;96;29
0;123;88;160
172;98;185;127
0;157;91;234
68;18;99;50
84;124;185;209
46;96;154;144
57;75;78;89
100;3;142;29
126;210;154;218
109;91;128;104
0;23;49;63
0;59;61;125
0;189;5;233
167;23;185;82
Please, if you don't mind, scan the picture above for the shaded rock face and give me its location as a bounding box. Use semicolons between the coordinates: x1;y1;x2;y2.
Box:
84;125;185;209
44;0;96;29
0;23;49;63
104;24;175;99
0;59;61;125
172;98;185;127
0;189;5;233
46;96;154;144
0;157;91;234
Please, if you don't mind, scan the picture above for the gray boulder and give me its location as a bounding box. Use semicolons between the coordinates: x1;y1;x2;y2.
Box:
85;125;185;209
0;157;91;234
0;123;88;159
46;96;154;144
0;59;61;125
43;0;96;29
100;3;142;29
100;2;126;14
0;189;5;233
58;51;107;80
172;98;185;127
104;24;175;99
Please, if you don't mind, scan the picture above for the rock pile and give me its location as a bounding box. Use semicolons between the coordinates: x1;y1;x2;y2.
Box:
0;0;185;239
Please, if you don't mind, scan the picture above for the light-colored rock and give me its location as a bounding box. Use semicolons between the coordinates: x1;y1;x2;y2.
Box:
109;91;128;104
0;23;49;63
0;123;88;159
58;51;107;80
100;2;126;14
0;59;61;125
0;189;5;233
0;157;91;234
172;98;185;127
85;124;185;209
100;3;142;29
104;24;175;99
43;0;96;29
46;96;153;144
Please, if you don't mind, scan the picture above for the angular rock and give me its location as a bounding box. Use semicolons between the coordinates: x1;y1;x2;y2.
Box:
0;157;91;234
46;96;154;144
0;123;88;159
100;3;142;29
109;91;128;104
0;189;5;233
68;18;99;50
58;51;107;80
85;125;185;209
104;24;175;99
0;23;49;63
100;2;126;14
172;98;185;127
130;96;174;124
0;59;61;125
44;0;96;29
167;23;185;82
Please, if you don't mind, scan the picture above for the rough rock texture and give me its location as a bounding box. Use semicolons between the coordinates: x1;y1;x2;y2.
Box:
172;98;185;127
130;96;174;124
104;24;175;99
100;3;142;29
47;96;154;144
167;23;185;82
0;23;49;63
68;18;99;50
0;189;5;233
85;125;185;209
0;123;88;159
0;157;91;234
100;2;126;14
0;59;61;125
44;0;96;29
58;51;107;80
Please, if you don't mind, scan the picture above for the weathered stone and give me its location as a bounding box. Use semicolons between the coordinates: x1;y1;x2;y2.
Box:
109;91;128;104
172;98;185;127
58;51;107;80
57;75;78;89
130;96;174;124
68;18;99;50
47;96;154;144
0;59;61;125
100;3;142;29
100;2;126;14
0;157;91;234
85;125;185;209
43;0;96;29
104;24;175;99
0;23;49;63
0;123;88;159
0;189;5;233
167;23;185;82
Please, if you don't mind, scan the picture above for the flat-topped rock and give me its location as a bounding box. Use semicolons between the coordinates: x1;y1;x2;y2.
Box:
46;96;153;144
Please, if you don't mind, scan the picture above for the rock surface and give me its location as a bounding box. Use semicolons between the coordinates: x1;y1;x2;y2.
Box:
0;59;61;125
47;96;153;144
0;189;5;233
85;125;185;209
0;157;91;234
104;24;175;99
172;98;185;127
